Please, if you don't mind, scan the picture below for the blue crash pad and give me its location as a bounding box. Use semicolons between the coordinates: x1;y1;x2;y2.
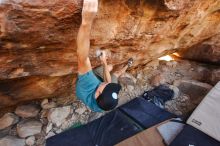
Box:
46;97;175;146
170;125;220;146
119;97;175;128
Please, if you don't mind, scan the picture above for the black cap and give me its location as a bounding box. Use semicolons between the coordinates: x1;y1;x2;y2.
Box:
96;83;122;111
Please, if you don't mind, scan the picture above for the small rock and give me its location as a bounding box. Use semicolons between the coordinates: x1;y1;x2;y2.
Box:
164;0;189;10
0;113;19;130
46;131;55;139
15;104;41;118
175;73;182;78
47;106;71;127
180;95;189;102
127;85;134;91
166;61;173;67
46;123;53;134
55;128;62;134
119;73;137;86
147;60;160;69
88;112;104;123
25;136;35;146
75;107;87;115
190;68;194;71
0;127;11;138
136;73;143;80
40;110;48;119
0;136;25;146
70;114;78;122
174;110;183;116
17;120;43;138
41;99;56;110
167;61;177;68
150;74;166;86
40;117;48;126
41;99;49;107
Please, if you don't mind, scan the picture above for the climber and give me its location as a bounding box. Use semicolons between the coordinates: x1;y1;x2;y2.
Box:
76;0;133;112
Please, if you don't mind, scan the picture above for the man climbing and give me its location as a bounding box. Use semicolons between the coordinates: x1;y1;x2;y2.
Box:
76;0;133;112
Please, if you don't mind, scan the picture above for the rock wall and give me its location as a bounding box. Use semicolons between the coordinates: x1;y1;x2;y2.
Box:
0;0;220;108
177;34;220;64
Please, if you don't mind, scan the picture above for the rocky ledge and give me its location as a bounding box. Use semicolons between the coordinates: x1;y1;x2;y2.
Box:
0;0;220;108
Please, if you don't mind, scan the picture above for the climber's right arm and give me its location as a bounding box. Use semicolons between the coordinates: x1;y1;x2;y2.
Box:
77;24;93;74
77;0;98;74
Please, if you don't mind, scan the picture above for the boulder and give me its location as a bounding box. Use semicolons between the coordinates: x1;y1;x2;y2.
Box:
15;104;41;118
0;113;19;130
17;120;43;138
0;0;220;107
0;136;25;146
174;80;213;104
177;35;220;65
47;106;71;127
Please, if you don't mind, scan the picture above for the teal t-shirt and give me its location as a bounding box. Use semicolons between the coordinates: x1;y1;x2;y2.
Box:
76;71;103;112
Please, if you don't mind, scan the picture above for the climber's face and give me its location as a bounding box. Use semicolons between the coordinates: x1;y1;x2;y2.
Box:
95;82;109;99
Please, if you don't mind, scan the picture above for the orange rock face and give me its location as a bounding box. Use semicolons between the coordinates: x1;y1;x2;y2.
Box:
0;0;220;108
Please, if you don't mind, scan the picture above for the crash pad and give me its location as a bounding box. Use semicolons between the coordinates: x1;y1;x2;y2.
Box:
46;97;175;146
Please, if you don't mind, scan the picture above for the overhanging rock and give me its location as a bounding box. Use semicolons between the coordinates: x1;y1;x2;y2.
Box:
0;0;220;107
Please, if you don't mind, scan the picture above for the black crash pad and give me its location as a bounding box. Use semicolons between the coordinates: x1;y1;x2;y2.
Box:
46;97;175;146
170;125;220;146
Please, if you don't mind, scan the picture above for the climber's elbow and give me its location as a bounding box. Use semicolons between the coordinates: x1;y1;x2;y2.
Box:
77;49;90;64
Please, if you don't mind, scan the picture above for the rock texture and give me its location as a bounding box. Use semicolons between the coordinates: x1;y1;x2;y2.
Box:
177;34;220;64
25;136;35;146
0;113;19;130
47;106;71;127
15;104;40;118
0;136;25;146
0;0;220;107
164;0;190;10
17;120;42;138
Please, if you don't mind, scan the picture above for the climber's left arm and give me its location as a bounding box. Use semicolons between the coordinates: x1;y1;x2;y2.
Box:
100;52;111;83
